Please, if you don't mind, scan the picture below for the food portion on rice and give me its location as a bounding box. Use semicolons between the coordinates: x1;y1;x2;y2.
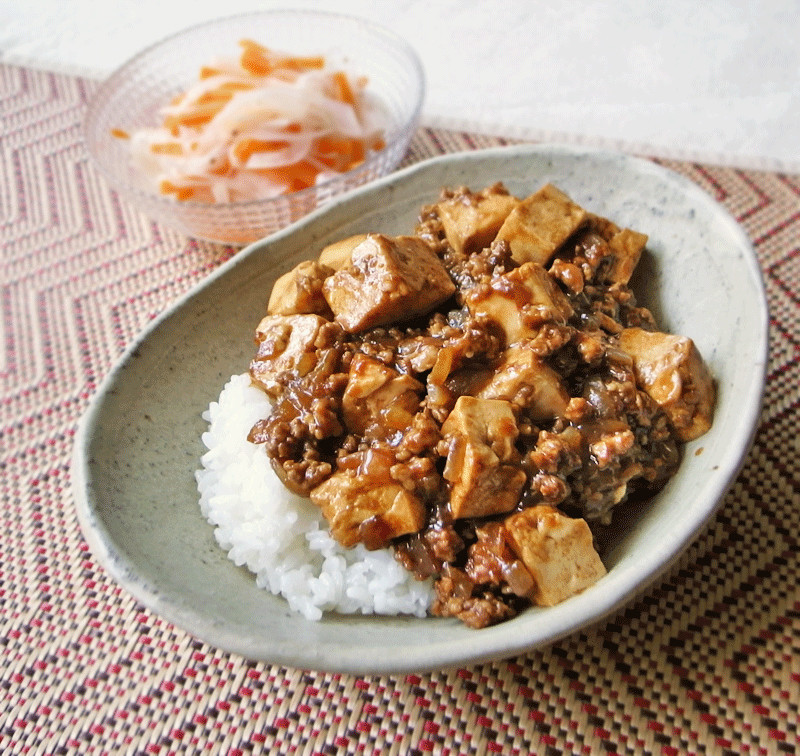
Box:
198;182;715;627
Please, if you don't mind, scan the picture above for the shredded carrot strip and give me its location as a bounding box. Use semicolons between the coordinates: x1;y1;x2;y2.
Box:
239;38;268;53
233;138;291;164
159;180;196;201
276;55;325;72
316;136;366;171
240;44;273;77
256;161;321;190
110;128;130;139
192;83;253;107
332;71;356;105
150;142;184;155
195;91;234;107
207;156;232;177
217;81;254;93
288;160;322;190
160;180;215;203
239;39;324;75
163;100;228;130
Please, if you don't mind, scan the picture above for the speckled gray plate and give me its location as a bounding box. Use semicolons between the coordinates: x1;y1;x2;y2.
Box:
72;144;768;674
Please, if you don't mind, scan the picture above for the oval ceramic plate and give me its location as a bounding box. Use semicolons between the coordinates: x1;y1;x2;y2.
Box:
73;144;768;674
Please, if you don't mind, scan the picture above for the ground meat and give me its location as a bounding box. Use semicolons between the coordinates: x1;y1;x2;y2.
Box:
431;570;518;629
395;521;465;577
445;239;516;296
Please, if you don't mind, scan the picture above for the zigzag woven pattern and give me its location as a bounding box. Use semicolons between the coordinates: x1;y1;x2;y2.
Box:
1;63;799;755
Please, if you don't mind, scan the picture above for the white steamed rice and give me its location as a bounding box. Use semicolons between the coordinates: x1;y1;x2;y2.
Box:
195;373;434;620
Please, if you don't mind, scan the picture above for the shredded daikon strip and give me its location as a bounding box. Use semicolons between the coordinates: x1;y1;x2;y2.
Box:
117;40;388;203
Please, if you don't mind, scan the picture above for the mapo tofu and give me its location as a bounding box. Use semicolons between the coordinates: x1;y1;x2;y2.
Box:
247;182;715;628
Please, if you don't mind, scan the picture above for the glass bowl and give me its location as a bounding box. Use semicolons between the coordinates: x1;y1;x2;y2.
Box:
83;10;425;245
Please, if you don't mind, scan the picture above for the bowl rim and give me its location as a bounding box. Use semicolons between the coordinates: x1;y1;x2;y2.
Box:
82;8;426;213
72;143;769;674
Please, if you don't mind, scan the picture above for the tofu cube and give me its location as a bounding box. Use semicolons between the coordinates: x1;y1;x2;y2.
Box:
437;186;519;255
504;505;606;606
496;184;587;266
317;233;368;271
249;313;327;396
616;327;715;441
322;234;456;333
441;396;526;519
267;260;333;316
582;214;647;284
476;345;570;420
606;227;647;284
310;469;425;549
342;353;423;435
465;262;573;346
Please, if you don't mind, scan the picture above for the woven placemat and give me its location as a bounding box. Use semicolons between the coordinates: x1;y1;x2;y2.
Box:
1;63;798;755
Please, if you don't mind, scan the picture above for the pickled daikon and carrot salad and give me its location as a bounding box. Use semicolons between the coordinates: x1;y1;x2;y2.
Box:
112;39;388;203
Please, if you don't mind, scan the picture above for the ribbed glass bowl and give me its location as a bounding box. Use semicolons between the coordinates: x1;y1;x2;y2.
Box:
84;11;424;245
